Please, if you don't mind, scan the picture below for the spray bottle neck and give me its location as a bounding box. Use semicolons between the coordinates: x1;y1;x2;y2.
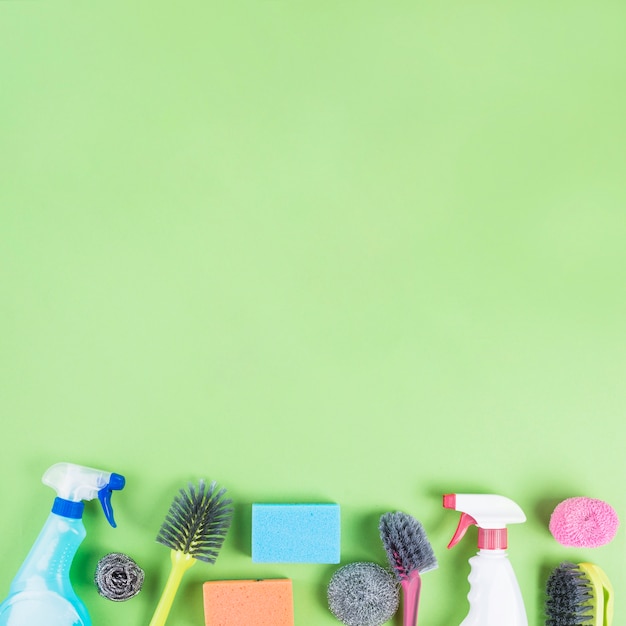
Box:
52;498;85;519
478;527;507;550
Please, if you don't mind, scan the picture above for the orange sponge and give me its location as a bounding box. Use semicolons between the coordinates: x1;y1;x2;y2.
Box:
203;579;294;626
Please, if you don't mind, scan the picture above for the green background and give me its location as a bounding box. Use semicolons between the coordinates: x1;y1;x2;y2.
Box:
1;2;624;625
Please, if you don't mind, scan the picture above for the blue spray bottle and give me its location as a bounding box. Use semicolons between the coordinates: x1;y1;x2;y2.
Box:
0;462;125;626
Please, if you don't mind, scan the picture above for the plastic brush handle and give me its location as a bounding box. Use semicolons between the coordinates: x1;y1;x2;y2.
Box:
401;570;422;626
148;551;197;626
579;562;614;626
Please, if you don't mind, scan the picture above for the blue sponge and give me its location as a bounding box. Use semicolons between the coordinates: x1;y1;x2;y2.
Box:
252;503;341;563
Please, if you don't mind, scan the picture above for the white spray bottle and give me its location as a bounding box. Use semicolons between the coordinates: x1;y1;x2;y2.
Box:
0;462;125;626
443;493;528;626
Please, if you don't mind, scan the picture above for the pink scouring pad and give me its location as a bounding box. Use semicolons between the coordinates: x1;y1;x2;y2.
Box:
549;497;619;548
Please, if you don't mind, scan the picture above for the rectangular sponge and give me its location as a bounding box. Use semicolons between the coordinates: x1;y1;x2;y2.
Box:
252;503;340;563
203;579;294;626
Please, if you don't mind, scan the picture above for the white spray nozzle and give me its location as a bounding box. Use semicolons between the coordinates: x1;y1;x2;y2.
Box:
443;493;526;550
43;462;125;527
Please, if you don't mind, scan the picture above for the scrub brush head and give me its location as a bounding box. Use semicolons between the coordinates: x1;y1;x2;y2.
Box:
149;479;234;626
545;561;614;626
379;511;437;581
156;479;233;563
545;562;593;625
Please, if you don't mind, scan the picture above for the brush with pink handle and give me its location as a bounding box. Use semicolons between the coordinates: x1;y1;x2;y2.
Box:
379;511;438;626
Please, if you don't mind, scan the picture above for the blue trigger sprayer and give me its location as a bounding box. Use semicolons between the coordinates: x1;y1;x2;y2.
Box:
0;462;125;626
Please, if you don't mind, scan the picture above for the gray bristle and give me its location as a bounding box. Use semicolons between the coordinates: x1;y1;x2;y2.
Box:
94;552;144;601
545;562;594;626
327;562;400;626
156;479;233;563
379;511;438;581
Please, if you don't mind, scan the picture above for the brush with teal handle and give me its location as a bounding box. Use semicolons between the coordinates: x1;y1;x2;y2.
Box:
149;480;233;626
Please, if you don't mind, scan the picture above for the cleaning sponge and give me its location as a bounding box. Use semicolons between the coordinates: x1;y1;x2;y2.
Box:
549;497;619;548
203;579;294;626
252;503;340;563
